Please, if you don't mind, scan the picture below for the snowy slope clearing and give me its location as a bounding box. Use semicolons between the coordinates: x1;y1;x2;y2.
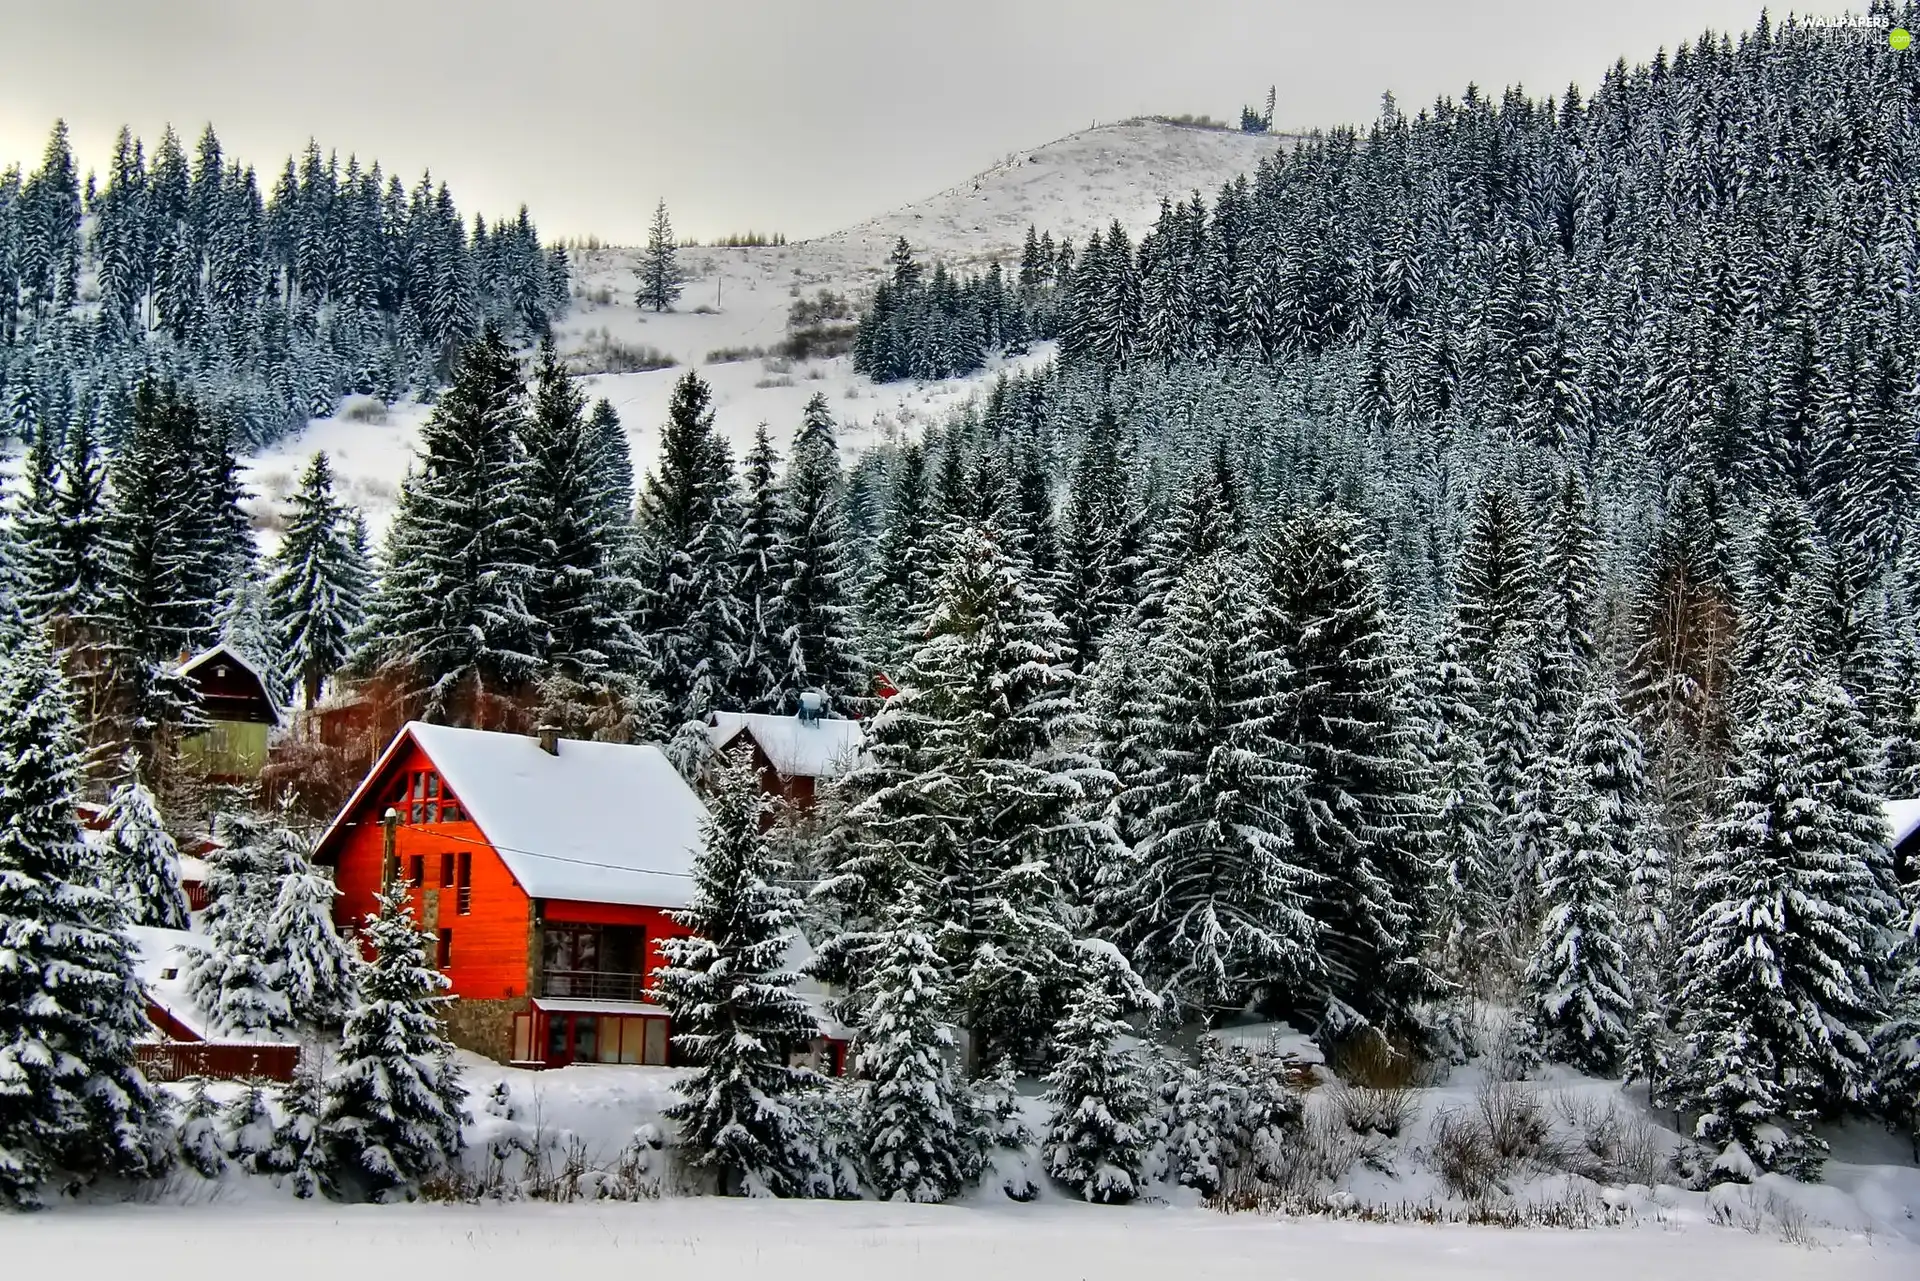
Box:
242;121;1290;534
12;1198;1912;1280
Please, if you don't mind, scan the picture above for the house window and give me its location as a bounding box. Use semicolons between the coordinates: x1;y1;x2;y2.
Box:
436;928;453;969
543;1014;670;1067
398;770;464;824
408;854;425;887
440;852;455;888
456;852;472;915
541;924;646;1001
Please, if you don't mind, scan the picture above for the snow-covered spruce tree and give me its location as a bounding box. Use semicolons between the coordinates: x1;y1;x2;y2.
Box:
635;198;685;312
0;636;169;1208
1043;943;1157;1204
523;335;644;703
776;394;866;714
1522;685;1640;1075
1419;628;1500;987
224;1079;278;1176
268;834;359;1032
97;750;191;929
859;441;937;675
1874;911;1920;1161
175;1076;229;1179
1535;468;1600;754
359;325;539;724
1255;507;1438;1031
634;371;741;726
321;879;468;1201
1454;484;1539;684
655;746;823;1197
853;890;976;1203
267;450;368;710
825;520;1106;1064
185;810;293;1037
1109;554;1320;1024
267;1053;328;1198
1055;407;1134;669
1675;669;1882;1181
732;424;788;712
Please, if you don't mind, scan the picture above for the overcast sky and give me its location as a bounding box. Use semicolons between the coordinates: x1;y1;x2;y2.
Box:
0;1;1864;243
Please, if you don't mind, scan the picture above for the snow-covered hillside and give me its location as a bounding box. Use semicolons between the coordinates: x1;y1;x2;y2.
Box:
242;121;1290;533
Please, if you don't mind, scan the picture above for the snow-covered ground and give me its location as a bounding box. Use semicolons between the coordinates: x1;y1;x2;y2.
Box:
242;120;1290;534
12;1198;1912;1280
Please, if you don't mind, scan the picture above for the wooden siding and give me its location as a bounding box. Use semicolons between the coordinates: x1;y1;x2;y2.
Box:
323;736;534;1003
137;1040;300;1083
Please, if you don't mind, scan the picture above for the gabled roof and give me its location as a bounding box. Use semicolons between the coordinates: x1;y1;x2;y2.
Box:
708;711;866;779
317;722;709;910
174;643;283;726
1887;798;1920;849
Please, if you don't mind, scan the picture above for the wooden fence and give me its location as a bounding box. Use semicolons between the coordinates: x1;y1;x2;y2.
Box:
136;1040;301;1083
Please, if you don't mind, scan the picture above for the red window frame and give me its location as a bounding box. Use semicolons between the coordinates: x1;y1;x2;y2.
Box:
398;769;464;824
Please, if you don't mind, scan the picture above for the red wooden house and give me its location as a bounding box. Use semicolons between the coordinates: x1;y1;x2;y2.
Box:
314;722;712;1068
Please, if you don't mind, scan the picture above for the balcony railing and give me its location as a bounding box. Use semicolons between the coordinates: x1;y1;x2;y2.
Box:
540;968;649;1003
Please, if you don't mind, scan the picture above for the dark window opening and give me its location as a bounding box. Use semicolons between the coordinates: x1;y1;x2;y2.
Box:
407;854;425;887
440;852;455;888
436;928;453;969
456;852;472;915
540;924;647;1002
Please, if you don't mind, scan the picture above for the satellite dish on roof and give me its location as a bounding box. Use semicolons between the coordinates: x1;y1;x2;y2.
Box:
797;689;826;725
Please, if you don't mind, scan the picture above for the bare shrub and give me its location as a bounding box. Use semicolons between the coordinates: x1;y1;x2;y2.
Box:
566;327;676;376
704;345;766;364
1325;1033;1420;1138
337;394;388;423
1552;1094;1664;1186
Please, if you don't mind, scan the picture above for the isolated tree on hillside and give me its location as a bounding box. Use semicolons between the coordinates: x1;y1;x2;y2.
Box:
0;637;169;1208
636;198;685;312
97;751;191;929
656;747;823;1197
321;879;468;1201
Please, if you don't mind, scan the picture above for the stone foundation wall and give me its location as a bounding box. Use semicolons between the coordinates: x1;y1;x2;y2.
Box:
443;995;529;1063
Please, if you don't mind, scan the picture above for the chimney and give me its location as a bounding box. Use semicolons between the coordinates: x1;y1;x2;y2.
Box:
536;723;560;756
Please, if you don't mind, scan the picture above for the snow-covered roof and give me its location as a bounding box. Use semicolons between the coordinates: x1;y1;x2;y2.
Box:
177;854;210;885
328;723;709;910
708;711;865;779
128;925;211;1039
172;643;284;725
1886;798;1920;849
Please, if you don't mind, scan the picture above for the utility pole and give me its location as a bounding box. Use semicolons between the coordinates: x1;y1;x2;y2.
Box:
381;805;400;889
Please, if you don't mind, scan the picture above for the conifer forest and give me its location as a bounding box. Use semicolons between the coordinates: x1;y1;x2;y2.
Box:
2;0;1920;1243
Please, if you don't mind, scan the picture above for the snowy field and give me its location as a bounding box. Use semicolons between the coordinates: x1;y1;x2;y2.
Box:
241;120;1290;534
11;1198;1913;1280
